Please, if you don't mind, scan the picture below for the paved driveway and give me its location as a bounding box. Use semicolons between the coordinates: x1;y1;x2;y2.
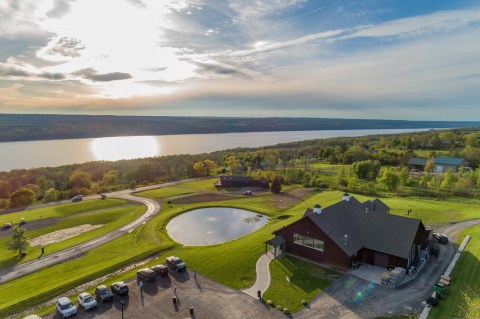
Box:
44;270;283;319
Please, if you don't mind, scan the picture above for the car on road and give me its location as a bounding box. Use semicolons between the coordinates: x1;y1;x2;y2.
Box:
23;315;42;319
71;195;83;202
137;268;157;281
243;190;253;195
2;222;12;229
433;232;448;244
19;218;26;226
151;263;169;276
78;292;97;310
56;297;77;318
95;285;113;302
111;281;129;295
166;256;187;272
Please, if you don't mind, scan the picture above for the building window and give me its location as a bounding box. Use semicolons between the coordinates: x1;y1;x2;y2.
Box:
293;233;324;252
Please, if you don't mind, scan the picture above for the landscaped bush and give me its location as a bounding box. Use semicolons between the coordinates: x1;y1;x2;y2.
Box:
276;305;283;311
267;300;273;305
283;308;290;314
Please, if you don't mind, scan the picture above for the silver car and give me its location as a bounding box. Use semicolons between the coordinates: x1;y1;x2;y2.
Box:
78;292;97;310
56;297;77;318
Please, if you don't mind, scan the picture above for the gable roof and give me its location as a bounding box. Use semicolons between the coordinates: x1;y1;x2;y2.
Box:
306;197;421;259
408;157;466;166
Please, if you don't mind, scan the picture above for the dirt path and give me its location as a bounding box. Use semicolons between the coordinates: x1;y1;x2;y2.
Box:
294;219;480;318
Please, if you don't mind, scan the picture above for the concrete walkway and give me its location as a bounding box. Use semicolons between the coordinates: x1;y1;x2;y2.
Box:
242;252;274;298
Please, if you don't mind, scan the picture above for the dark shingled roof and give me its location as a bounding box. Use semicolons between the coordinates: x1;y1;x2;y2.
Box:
265;235;286;247
307;197;420;259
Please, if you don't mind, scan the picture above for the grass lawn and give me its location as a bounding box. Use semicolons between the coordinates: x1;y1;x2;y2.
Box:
0;198;127;225
263;255;339;312
0;204;145;270
134;178;217;199
4;185;480;318
429;225;480;319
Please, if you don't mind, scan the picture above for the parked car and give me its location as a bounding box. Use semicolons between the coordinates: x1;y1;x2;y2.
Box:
23;315;42;319
95;285;113;302
71;195;83;202
111;281;129;295
56;297;77;318
433;232;448;244
78;292;97;310
243;190;253;195
166;256;187;272
137;268;157;281
19;218;26;226
151;263;169;276
2;222;12;230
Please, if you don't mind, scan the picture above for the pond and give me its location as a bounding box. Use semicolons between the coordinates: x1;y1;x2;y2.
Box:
166;207;268;246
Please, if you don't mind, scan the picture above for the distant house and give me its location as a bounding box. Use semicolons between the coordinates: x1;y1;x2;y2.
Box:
408;157;469;173
267;194;429;271
214;176;270;189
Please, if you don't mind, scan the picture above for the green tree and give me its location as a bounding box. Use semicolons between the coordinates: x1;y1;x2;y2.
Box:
271;176;282;193
398;167;409;186
224;155;240;175
69;171;93;189
134;163;154;182
424;158;436;173
335;167;347;187
102;170;119;186
440;169;455;189
377;168;400;191
7;226;30;256
43;188;59;203
9;187;35;208
351;160;381;180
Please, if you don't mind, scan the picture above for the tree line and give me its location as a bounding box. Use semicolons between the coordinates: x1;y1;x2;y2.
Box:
2;128;480;209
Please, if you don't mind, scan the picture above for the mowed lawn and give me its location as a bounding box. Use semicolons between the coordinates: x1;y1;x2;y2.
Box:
263;255;339;312
429;225;480;319
0;203;144;270
4;179;480;317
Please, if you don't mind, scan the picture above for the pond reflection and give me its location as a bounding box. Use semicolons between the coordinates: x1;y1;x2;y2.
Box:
166;207;268;246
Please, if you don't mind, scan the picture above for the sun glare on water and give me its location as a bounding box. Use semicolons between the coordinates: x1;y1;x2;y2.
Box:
90;136;159;161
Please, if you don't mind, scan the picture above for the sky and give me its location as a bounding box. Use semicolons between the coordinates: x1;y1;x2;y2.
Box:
1;0;480;120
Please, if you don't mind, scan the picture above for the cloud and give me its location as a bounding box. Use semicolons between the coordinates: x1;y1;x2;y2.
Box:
0;65;29;77
46;37;85;57
46;0;75;19
38;72;66;80
72;68;132;82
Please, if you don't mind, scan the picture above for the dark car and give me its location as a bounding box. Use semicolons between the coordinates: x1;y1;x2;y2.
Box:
151;264;169;276
137;268;156;281
433;232;448;244
71;195;83;202
166;256;187;272
111;281;129;295
95;285;113;302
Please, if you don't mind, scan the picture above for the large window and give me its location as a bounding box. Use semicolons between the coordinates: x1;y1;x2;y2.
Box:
293;233;324;252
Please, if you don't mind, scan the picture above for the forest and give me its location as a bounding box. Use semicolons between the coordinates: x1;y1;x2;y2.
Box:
2;127;480;209
1;113;479;142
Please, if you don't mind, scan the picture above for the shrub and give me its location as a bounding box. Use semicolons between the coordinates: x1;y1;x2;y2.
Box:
267;300;273;305
276;305;283;311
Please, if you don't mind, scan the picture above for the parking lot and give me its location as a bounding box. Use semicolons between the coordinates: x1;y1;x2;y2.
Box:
44;269;283;319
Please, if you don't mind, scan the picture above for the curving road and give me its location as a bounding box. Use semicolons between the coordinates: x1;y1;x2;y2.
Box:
0;178;204;284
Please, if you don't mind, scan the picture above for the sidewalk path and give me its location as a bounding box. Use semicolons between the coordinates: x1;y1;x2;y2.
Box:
242;252;274;298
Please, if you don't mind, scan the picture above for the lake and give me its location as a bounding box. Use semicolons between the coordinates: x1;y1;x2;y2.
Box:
0;128;428;171
166;207;268;246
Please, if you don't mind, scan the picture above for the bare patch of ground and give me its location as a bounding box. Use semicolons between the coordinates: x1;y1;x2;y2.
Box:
30;224;104;246
273;188;315;209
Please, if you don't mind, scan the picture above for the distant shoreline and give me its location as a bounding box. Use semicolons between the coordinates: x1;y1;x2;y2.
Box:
0;114;478;143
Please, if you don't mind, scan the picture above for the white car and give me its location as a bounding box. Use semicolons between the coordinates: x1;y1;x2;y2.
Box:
56;297;77;318
78;292;97;310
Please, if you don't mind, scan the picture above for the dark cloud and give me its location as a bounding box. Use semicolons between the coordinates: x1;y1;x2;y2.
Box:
46;0;75;19
0;65;29;77
72;68;132;81
47;37;85;57
193;61;243;76
38;72;66;80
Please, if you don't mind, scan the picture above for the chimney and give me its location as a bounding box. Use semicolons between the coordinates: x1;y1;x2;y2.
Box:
313;204;322;214
343;193;350;201
344;235;348;246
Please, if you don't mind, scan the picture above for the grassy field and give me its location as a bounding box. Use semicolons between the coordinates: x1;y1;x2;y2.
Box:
0;198;127;225
429;225;480;319
3;176;480;317
0;204;144;270
263;255;339;312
